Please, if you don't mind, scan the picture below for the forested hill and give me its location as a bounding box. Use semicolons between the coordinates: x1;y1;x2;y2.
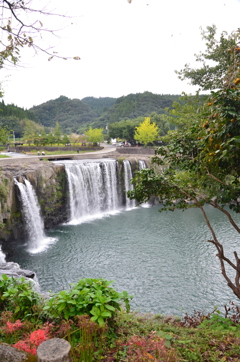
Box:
29;92;180;133
81;97;116;116
91;92;180;128
29;96;98;133
0;101;40;138
2;92;181;135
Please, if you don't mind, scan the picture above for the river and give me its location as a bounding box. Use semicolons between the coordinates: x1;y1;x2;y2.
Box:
7;203;239;317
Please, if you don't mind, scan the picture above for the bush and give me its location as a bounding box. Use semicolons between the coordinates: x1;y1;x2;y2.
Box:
44;278;132;324
0;274;42;320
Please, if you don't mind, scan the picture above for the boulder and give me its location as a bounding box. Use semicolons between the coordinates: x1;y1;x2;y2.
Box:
0;343;37;362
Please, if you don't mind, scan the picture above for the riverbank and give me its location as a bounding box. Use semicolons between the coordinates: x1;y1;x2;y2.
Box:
0;296;240;361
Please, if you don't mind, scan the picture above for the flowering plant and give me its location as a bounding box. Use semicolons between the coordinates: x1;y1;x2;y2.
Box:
13;328;48;355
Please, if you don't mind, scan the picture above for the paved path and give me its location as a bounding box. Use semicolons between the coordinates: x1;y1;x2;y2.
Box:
0;145;118;166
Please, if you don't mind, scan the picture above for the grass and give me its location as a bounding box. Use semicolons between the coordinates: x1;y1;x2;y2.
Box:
0;154;10;158
1;307;240;361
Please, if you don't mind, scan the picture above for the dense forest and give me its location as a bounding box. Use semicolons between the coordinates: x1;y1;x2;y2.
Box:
29;92;181;133
29;96;98;134
81;97;116;116
0;101;40;138
1;92;182;136
91;92;180;129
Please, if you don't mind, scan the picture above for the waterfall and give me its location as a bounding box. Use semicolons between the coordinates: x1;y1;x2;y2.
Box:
0;247;6;263
15;178;56;253
138;160;150;208
65;159;121;224
123;160;135;209
139;160;146;170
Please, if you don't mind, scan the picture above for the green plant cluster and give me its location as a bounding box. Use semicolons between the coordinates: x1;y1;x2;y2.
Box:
0;274;41;320
44;278;131;325
0;275;131;324
0;176;8;202
1;274;240;360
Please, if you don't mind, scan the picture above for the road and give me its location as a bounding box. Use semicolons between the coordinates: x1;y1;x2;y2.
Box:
0;144;118;166
0;144;116;158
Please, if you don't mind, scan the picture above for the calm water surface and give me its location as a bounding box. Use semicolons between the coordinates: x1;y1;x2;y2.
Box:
8;205;240;316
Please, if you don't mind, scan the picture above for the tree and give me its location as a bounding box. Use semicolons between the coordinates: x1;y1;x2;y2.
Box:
149;112;170;136
134;117;159;146
85;127;104;145
47;132;56;146
108;117;143;144
0;125;10;144
62;134;70;145
129;28;240;300
0;0;79;68
175;25;240;90
54;121;62;145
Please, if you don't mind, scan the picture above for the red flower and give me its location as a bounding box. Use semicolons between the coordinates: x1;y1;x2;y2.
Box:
5;320;23;333
29;329;48;346
13;340;36;355
13;328;48;356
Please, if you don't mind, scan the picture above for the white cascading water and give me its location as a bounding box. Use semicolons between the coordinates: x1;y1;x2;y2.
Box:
123;160;135;209
15;178;56;253
0;246;6;263
65;159;121;224
138;159;150;208
139;159;146;170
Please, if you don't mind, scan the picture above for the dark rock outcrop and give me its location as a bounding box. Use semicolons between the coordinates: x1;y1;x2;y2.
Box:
0;161;68;244
0;262;36;280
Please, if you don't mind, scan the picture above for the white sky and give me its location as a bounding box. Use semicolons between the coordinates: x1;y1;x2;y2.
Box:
1;0;240;109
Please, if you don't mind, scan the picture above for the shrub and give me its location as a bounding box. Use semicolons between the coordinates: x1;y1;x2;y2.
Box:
44;278;132;324
0;274;42;320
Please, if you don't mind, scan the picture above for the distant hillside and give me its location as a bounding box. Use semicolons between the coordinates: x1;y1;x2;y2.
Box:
81;97;116;116
29;96;98;133
1;92;183;136
0;101;40;137
92;92;180;128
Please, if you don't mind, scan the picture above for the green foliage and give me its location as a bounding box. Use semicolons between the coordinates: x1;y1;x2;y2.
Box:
85;127;104;145
199;313;238;331
81;96;116;116
0;274;41;320
74;314;107;362
44;278;132;324
30;96;98;134
134;117;159;146
149;112;171;135
0;125;10;144
22;119;45;145
62;133;70;144
176;25;240;90
108;117;144;143
0;101;38;121
161;93;207;130
0;93;180;139
96;92;179;129
53;121;62;145
0;177;8;201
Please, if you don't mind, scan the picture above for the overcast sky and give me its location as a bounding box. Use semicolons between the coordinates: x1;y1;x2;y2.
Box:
1;0;240;109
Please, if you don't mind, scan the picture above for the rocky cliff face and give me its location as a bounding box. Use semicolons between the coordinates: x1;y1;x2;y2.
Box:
0;161;68;245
